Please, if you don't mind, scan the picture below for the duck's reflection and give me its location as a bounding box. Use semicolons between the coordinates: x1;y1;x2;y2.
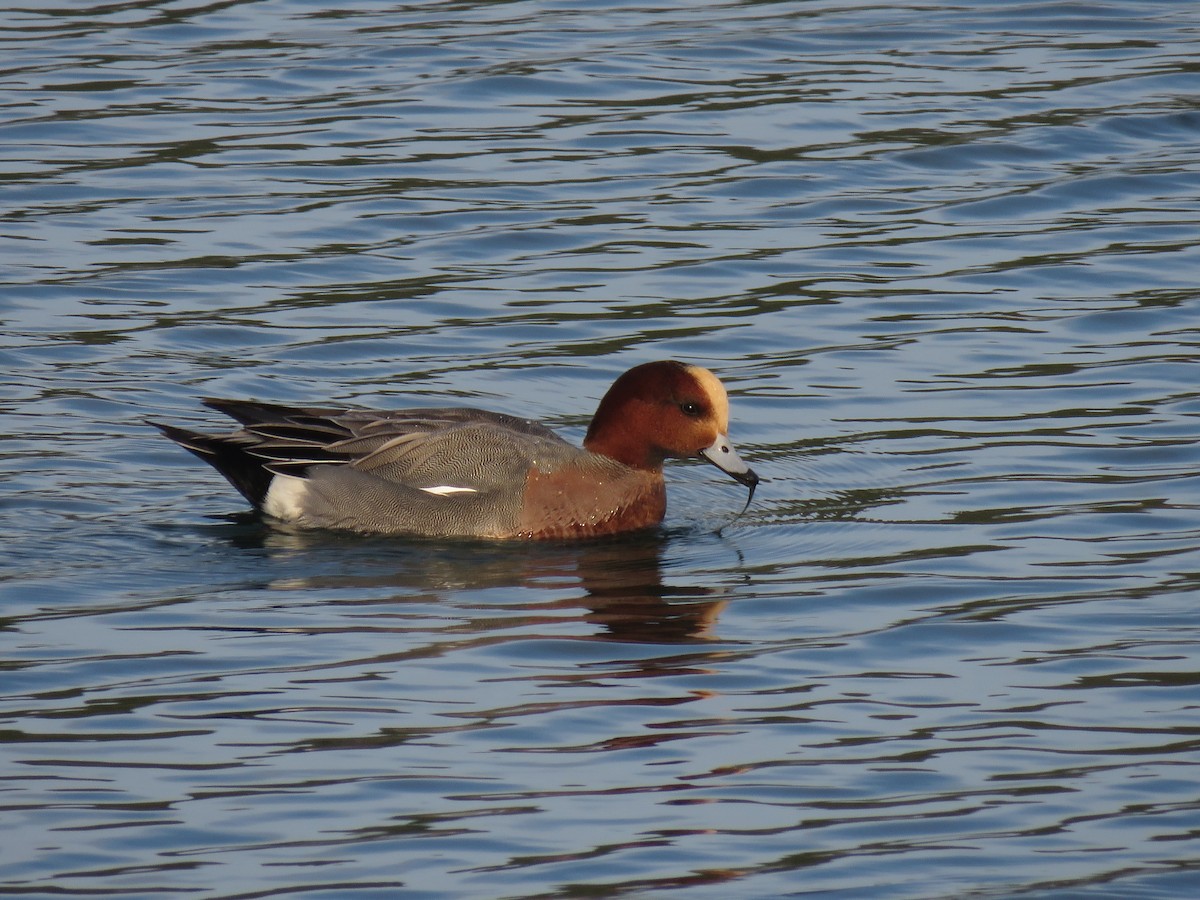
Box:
568;538;726;642
215;517;728;643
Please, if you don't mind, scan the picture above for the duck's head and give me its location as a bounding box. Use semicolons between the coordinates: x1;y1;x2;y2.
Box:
584;360;759;500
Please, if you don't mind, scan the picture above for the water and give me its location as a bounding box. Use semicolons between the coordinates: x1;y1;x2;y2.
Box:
3;0;1200;896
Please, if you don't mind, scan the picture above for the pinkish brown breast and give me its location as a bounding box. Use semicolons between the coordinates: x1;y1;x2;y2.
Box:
516;464;667;540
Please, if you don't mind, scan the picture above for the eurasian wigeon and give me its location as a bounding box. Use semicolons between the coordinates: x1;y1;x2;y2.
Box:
154;360;759;540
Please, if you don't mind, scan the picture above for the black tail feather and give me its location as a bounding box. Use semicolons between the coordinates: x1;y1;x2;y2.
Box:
201;398;346;428
149;420;274;507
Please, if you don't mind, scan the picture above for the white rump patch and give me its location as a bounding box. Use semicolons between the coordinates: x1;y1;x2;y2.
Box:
263;473;309;521
419;485;478;496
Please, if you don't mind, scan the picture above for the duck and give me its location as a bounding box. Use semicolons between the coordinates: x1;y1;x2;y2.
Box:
153;360;759;540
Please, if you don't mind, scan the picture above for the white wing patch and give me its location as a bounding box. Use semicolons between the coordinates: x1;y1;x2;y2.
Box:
420;485;479;496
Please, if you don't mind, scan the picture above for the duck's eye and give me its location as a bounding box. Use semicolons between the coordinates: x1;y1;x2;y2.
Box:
679;401;703;417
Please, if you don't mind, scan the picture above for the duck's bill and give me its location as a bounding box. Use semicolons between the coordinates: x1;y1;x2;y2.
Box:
699;433;760;494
